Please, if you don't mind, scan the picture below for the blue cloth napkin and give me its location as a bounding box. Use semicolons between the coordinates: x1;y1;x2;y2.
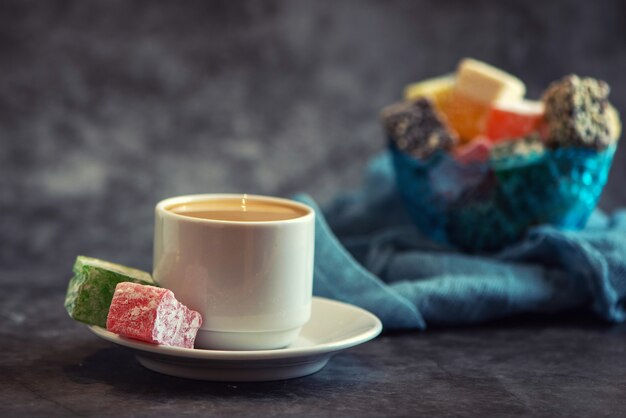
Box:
295;152;626;330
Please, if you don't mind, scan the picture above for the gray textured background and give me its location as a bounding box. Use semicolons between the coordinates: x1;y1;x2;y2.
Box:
1;0;625;278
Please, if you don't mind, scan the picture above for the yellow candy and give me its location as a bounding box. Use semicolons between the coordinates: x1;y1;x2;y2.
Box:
403;74;455;107
440;59;527;142
403;59;528;142
438;91;490;142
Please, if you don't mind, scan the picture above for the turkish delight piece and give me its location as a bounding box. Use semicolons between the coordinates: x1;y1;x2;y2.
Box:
542;75;615;150
439;91;491;142
484;100;544;143
404;74;455;106
65;256;155;327
438;59;527;142
106;282;202;349
453;136;493;164
381;97;457;159
455;58;526;104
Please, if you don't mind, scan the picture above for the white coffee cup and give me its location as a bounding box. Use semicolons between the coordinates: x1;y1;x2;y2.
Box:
153;194;315;350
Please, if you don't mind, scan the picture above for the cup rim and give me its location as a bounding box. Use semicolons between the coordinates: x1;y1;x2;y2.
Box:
155;193;315;225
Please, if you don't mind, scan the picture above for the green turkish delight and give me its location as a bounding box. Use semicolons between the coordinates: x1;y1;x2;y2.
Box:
65;256;155;327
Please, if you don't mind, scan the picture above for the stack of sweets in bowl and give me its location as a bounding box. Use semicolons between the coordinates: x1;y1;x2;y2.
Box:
381;58;622;252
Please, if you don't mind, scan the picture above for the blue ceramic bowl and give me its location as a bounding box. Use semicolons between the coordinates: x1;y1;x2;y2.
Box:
390;142;617;252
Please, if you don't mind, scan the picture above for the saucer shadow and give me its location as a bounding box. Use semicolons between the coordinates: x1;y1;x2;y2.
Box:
63;344;372;400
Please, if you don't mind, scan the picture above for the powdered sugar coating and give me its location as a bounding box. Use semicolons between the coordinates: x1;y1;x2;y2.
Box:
106;282;202;349
153;291;202;348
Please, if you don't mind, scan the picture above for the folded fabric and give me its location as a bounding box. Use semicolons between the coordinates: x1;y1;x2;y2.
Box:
294;152;626;330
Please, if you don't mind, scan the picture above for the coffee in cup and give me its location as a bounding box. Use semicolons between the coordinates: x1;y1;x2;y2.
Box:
167;197;308;222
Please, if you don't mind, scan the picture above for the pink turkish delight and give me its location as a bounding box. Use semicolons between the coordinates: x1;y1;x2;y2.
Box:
453;136;493;164
106;282;202;349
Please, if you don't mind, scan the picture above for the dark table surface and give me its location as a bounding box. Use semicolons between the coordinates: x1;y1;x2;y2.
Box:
2;1;626;417
4;277;626;417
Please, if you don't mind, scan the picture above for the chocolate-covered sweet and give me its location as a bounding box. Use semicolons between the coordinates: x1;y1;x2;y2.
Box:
381;98;457;159
542;75;614;150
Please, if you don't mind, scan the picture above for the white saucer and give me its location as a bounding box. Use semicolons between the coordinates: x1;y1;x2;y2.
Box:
88;297;382;382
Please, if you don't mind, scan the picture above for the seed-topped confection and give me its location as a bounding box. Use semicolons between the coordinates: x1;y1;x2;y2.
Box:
490;134;546;163
382;97;457;159
542;75;615;150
